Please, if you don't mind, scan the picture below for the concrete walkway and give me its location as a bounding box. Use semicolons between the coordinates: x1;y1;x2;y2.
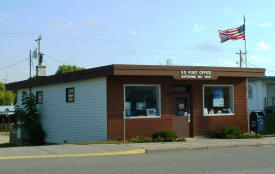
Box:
125;137;275;152
0;137;275;158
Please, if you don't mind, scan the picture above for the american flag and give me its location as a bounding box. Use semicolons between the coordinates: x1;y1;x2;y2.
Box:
218;25;245;43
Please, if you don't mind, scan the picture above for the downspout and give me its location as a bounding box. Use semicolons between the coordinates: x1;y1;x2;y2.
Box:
246;78;250;132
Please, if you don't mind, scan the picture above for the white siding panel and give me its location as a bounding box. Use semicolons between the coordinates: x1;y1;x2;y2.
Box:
248;81;265;113
17;77;107;143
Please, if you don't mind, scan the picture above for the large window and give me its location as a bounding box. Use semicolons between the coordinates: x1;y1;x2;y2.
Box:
203;85;234;116
124;85;161;118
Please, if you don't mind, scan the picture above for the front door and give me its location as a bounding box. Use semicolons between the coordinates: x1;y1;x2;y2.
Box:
172;86;192;137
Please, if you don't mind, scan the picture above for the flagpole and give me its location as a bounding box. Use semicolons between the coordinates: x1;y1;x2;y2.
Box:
244;15;247;68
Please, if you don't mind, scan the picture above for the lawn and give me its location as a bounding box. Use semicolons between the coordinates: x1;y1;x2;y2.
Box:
263;114;275;137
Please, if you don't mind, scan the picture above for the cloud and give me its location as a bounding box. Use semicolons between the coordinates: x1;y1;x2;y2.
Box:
85;21;107;31
51;20;74;30
251;55;272;62
0;12;9;22
129;29;137;35
195;40;221;52
0;13;9;17
256;41;270;51
127;49;137;54
259;22;272;27
194;24;206;33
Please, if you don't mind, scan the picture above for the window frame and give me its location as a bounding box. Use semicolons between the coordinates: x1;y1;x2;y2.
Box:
36;91;43;104
66;87;75;103
202;84;234;116
123;84;161;119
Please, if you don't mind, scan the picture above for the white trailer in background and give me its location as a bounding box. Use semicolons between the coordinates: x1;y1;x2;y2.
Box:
248;77;275;115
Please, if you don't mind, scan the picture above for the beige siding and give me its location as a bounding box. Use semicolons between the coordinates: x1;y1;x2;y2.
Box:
17;77;107;143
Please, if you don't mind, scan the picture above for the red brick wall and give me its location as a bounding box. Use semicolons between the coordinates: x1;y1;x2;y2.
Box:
189;78;248;136
107;76;174;140
107;76;248;140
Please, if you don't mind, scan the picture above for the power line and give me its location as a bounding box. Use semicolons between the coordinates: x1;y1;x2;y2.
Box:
44;54;68;64
247;62;275;74
0;58;28;71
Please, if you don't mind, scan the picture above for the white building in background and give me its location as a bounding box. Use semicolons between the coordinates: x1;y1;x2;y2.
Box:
0;105;15;115
248;76;275;114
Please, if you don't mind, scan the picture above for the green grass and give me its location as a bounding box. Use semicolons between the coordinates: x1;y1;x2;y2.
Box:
263;114;275;137
72;140;123;145
0;131;10;136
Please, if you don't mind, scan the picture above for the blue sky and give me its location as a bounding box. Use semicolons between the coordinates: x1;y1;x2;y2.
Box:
0;0;275;82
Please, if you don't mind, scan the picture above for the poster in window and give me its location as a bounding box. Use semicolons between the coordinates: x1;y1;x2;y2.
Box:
213;87;224;107
136;102;145;110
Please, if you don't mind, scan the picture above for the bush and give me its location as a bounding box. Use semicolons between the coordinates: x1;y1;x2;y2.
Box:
29;121;45;145
239;133;263;139
14;91;46;145
129;136;152;143
211;126;263;139
211;126;241;139
152;130;178;142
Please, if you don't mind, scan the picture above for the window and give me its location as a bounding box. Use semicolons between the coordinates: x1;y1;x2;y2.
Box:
248;85;253;99
203;85;234;116
66;88;74;102
36;91;43;104
124;85;161;118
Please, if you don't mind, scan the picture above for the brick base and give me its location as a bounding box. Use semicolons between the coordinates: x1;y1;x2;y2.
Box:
107;76;248;140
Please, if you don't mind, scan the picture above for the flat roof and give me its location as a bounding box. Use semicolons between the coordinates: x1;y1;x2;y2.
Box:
248;76;275;82
6;64;265;90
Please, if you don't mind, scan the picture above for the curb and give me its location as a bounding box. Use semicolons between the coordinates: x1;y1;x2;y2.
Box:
144;142;275;153
0;148;146;160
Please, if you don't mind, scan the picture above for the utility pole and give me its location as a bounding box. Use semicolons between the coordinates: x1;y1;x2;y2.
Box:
29;50;32;78
3;78;6;105
236;50;246;68
29;50;32;95
35;34;42;65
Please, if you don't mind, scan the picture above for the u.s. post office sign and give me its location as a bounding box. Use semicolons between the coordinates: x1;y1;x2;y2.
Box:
180;70;212;79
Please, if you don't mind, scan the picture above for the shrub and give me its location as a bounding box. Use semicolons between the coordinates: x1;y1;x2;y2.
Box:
129;136;152;143
211;126;241;139
211;126;263;139
152;130;178;142
29;121;45;145
239;133;263;139
176;137;186;142
14;91;46;145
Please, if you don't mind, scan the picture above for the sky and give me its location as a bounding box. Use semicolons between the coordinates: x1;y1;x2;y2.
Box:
0;0;275;82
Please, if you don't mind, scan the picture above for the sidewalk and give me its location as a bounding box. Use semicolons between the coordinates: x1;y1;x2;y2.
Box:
125;137;275;152
0;137;275;158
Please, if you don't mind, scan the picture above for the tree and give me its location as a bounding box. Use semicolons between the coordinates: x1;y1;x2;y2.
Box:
14;91;45;145
55;65;85;75
0;82;4;91
0;81;15;105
